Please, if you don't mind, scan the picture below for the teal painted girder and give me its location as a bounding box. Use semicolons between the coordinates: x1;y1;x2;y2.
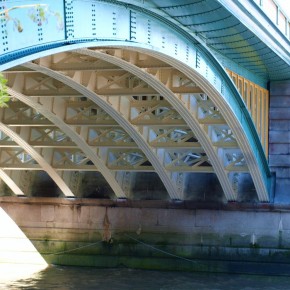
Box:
146;0;290;82
0;0;272;201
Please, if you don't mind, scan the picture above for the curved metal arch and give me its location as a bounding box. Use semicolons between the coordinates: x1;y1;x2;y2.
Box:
1;39;270;200
6;88;126;199
0;0;271;201
0;122;74;197
124;47;270;201
75;48;236;201
23;62;181;200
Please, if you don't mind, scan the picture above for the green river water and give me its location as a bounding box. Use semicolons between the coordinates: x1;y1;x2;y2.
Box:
2;266;290;290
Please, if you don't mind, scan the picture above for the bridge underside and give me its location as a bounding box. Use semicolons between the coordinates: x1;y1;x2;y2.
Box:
0;0;275;203
1;47;269;203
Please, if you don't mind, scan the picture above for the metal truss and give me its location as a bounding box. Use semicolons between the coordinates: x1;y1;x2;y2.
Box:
5;88;127;198
164;150;213;172
87;127;136;148
74;48;238;201
7;65;182;199
0;122;74;197
65;100;117;125
107;149;153;171
52;148;95;171
0;0;272;202
23;62;183;200
130;48;269;201
4;50;249;201
148;127;200;148
74;47;269;201
2;47;267;201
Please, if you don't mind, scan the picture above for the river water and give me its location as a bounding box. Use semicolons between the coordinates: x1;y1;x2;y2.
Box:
2;265;290;290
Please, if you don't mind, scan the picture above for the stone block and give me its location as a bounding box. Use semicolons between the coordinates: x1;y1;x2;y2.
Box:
270;167;290;178
280;213;290;230
41;205;55;222
75;205;90;224
157;208;195;231
195;210;212;228
209;211;251;233
204;211;279;236
108;207;141;231
269;131;290;143
279;230;290;248
270;96;290;107
54;205;74;224
269;120;290;131
140;208;159;229
248;212;280;231
88;206;106;229
7;204;41;225
269;108;290;120
269;155;290;167
269;144;289;155
270;80;290;96
274;179;290;203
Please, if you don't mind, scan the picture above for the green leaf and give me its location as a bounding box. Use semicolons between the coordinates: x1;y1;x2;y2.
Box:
0;73;10;107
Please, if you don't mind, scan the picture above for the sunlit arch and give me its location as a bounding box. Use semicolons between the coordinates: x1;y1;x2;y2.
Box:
0;122;74;197
124;47;270;201
7;88;127;199
75;48;236;201
23;62;181;200
0;169;25;196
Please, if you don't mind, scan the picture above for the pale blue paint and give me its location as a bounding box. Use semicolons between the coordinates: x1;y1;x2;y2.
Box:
0;0;272;199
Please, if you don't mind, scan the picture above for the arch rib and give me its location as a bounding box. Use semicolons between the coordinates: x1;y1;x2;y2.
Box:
7;88;126;199
0;122;74;197
0;169;25;196
23;62;181;200
129;48;269;202
76;48;236;201
0;0;271;201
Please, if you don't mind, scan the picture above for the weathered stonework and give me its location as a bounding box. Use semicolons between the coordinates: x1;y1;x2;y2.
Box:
269;80;290;203
2;197;290;275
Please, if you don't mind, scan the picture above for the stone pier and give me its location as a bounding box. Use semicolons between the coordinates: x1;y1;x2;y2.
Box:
2;197;290;275
270;80;290;203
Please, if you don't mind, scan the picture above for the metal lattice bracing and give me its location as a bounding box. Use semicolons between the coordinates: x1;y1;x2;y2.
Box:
5;88;127;198
1;48;255;201
0;0;274;202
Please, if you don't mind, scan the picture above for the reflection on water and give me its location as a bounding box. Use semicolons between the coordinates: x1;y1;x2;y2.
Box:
0;264;47;284
2;266;290;290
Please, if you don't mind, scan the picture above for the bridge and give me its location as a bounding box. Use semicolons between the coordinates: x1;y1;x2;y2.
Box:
0;0;290;274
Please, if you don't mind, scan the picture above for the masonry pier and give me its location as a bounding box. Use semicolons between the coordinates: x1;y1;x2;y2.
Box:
2;197;290;275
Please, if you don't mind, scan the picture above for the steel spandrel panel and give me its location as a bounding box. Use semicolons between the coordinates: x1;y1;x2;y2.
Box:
133;12;154;45
0;0;65;54
72;1;130;40
133;11;195;65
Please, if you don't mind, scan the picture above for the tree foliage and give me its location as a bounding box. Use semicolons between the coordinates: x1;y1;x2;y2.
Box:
0;73;10;108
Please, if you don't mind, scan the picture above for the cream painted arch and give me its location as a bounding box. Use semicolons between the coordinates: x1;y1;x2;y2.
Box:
0;123;74;197
0;39;271;201
0;0;271;202
23;62;181;200
74;48;236;201
125;48;269;202
6;88;127;199
0;169;25;196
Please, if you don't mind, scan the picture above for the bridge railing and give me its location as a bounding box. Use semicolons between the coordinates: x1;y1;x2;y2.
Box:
254;0;290;39
226;69;269;158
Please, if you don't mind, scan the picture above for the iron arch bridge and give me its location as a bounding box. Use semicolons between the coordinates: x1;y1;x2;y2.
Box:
0;0;274;202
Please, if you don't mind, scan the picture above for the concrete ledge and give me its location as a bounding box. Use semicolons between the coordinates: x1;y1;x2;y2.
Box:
0;196;282;210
